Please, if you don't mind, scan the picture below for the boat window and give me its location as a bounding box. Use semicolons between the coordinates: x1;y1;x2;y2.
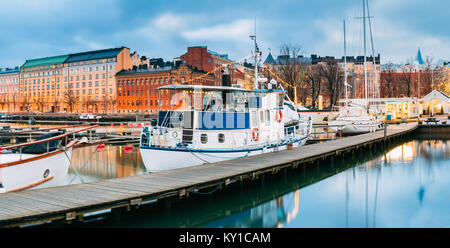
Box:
218;133;225;143
277;93;284;108
201;134;208;144
265;110;270;126
251;111;257;127
260;111;264;123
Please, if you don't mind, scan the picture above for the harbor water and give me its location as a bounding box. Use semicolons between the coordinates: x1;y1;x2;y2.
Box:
59;134;449;228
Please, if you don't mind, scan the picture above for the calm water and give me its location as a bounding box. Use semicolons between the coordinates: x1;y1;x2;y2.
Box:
68;144;146;185
62;135;449;228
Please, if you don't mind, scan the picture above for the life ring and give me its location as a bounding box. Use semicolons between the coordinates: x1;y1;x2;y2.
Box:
252;128;260;141
276;110;283;123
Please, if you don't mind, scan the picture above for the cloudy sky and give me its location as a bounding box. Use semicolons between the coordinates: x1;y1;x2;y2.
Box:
0;0;448;68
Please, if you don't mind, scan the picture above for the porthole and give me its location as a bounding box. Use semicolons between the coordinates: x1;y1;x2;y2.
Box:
43;169;50;178
218;133;225;143
201;134;208;144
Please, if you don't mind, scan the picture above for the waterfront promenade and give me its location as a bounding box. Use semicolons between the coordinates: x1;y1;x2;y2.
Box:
0;123;418;227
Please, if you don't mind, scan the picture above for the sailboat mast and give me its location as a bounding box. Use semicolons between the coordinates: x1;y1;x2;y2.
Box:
363;0;368;104
366;0;378;99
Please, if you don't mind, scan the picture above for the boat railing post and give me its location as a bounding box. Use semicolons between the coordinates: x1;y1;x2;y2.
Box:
47;141;49;153
384;122;387;142
19;147;22;160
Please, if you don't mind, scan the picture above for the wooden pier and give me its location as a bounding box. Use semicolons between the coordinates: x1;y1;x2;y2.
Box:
0;123;418;227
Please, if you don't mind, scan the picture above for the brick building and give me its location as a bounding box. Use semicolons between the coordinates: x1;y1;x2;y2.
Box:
180;46;242;86
115;64;215;113
380;70;432;99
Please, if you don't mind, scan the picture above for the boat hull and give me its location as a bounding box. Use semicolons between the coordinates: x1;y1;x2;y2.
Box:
140;139;307;172
0;148;73;193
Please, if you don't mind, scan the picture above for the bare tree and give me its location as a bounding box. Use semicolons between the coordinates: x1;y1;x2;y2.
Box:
380;61;396;98
320;61;343;108
64;89;77;113
101;96;109;113
277;44;308;103
401;59;416;97
21;95;30;111
304;64;323;109
432;65;449;94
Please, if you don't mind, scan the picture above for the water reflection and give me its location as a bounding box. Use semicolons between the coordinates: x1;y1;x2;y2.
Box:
68;145;146;184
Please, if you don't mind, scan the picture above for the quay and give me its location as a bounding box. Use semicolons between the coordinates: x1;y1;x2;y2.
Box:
0;123;418;227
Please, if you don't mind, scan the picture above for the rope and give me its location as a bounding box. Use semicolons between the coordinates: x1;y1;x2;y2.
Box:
263;65;296;89
188;182;224;195
68;146;99;184
178;143;210;164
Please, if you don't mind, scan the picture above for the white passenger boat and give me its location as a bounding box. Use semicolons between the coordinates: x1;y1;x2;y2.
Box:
139;85;312;172
0;125;97;193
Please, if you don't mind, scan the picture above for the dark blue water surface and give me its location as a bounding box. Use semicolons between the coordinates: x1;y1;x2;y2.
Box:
60;135;450;228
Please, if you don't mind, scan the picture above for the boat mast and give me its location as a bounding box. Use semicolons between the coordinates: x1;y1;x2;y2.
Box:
363;0;368;108
250;18;259;90
366;0;379;100
344;19;348;114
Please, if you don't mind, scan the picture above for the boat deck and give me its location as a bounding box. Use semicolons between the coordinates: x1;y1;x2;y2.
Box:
0;123;418;227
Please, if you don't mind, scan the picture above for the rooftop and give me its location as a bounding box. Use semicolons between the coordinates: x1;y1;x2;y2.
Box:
116;64;214;76
0;67;19;75
21;55;69;69
65;46;128;63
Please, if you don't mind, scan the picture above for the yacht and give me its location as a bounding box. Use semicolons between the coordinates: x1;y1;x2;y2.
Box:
329;3;383;136
328;104;383;135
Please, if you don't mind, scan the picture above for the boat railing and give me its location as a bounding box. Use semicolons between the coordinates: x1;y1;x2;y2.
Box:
0;125;98;159
0;124;92;136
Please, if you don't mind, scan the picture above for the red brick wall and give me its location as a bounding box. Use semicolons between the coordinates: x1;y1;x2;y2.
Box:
116;65;215;113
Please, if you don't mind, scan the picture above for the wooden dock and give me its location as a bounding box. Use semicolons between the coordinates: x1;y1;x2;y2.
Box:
0;123;418;227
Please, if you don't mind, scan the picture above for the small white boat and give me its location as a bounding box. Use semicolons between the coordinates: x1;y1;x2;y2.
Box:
0;125;97;193
79;113;101;121
328;105;384;135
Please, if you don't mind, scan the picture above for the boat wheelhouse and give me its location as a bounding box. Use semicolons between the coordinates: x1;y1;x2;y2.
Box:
139;84;312;172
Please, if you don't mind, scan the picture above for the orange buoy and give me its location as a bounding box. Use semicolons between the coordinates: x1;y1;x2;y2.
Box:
276;110;283;123
252;128;260;141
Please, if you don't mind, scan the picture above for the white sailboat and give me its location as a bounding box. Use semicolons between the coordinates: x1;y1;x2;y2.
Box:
329;1;383;135
0;125;97;193
139;35;312;172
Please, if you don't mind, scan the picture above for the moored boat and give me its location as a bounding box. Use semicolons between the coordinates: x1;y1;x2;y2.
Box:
139;85;312;172
0;125;97;193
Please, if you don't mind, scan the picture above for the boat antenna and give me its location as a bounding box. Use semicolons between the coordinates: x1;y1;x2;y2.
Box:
250;17;260;90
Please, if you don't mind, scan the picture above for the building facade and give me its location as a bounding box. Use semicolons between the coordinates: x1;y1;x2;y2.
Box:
180;46;241;86
20;55;68;112
115;64;215;113
0;67;20;112
19;47;133;113
63;47;132;113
